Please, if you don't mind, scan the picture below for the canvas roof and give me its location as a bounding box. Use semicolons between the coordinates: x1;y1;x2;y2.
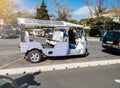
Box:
17;18;83;28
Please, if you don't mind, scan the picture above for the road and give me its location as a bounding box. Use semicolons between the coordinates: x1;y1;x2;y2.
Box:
0;38;120;88
7;64;120;88
0;38;119;69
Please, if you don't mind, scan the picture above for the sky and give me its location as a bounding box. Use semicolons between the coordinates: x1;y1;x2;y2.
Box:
13;0;119;21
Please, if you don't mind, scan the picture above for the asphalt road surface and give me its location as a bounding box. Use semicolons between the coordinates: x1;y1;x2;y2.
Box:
0;38;120;69
7;64;120;88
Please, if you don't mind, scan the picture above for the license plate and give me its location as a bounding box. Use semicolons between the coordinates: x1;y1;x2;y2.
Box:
106;41;113;44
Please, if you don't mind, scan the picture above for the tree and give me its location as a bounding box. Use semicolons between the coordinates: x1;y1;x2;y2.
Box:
81;0;120;17
52;0;71;21
0;0;18;22
81;0;106;17
36;0;50;20
7;11;35;27
79;17;119;36
94;0;106;17
80;0;94;18
70;19;79;24
80;0;120;36
79;18;90;26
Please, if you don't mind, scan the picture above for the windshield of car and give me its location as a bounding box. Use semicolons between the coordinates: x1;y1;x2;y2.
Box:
104;32;115;40
3;25;13;32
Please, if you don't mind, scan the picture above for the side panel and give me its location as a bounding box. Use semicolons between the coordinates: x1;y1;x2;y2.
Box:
42;42;69;56
20;41;43;54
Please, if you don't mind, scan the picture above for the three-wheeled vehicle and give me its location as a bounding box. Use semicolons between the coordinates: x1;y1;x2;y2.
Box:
17;18;88;63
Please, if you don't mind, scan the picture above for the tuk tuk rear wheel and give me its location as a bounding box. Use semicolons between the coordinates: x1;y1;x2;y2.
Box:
27;50;42;63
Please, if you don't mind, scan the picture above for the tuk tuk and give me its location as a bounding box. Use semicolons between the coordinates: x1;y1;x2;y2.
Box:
17;18;88;63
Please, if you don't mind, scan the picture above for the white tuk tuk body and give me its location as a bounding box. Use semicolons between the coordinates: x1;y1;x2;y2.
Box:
18;18;88;63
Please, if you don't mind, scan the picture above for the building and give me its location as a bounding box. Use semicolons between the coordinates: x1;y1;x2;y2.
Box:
101;8;120;23
92;8;120;23
113;16;120;23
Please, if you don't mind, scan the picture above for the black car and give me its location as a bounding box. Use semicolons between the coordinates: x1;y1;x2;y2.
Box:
102;30;120;52
0;25;16;39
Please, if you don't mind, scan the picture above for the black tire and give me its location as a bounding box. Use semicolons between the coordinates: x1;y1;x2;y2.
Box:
83;49;88;57
26;50;42;63
0;75;18;88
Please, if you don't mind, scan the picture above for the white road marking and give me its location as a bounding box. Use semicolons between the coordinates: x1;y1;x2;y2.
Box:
115;79;120;83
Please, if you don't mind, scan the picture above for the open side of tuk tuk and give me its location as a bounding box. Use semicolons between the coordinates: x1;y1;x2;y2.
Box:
17;18;88;63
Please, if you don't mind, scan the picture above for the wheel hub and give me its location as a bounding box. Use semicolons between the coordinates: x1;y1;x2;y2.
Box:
30;53;39;62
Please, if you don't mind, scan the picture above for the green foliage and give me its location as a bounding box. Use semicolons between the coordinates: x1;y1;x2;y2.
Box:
80;16;120;36
70;19;79;24
36;0;50;20
89;28;99;37
0;0;18;22
79;18;89;26
111;22;120;30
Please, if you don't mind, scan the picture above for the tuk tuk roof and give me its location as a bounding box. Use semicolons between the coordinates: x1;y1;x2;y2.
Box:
17;18;83;28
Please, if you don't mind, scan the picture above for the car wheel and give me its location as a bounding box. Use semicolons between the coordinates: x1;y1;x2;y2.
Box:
27;50;42;63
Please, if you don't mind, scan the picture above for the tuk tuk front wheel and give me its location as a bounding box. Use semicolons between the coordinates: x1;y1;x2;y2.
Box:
83;49;88;57
27;50;42;63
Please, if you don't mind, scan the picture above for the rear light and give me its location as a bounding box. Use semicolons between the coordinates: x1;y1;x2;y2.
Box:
119;41;120;46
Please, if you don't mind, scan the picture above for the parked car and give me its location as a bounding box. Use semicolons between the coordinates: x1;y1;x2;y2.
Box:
102;30;120;53
0;25;16;39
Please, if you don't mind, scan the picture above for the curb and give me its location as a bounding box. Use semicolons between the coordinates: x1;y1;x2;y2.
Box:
0;59;120;75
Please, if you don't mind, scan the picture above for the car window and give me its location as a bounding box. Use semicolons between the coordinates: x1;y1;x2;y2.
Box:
104;32;115;40
115;33;120;39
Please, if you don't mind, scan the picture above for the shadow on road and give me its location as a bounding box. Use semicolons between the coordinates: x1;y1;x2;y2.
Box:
48;53;90;61
102;49;120;56
15;72;41;88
